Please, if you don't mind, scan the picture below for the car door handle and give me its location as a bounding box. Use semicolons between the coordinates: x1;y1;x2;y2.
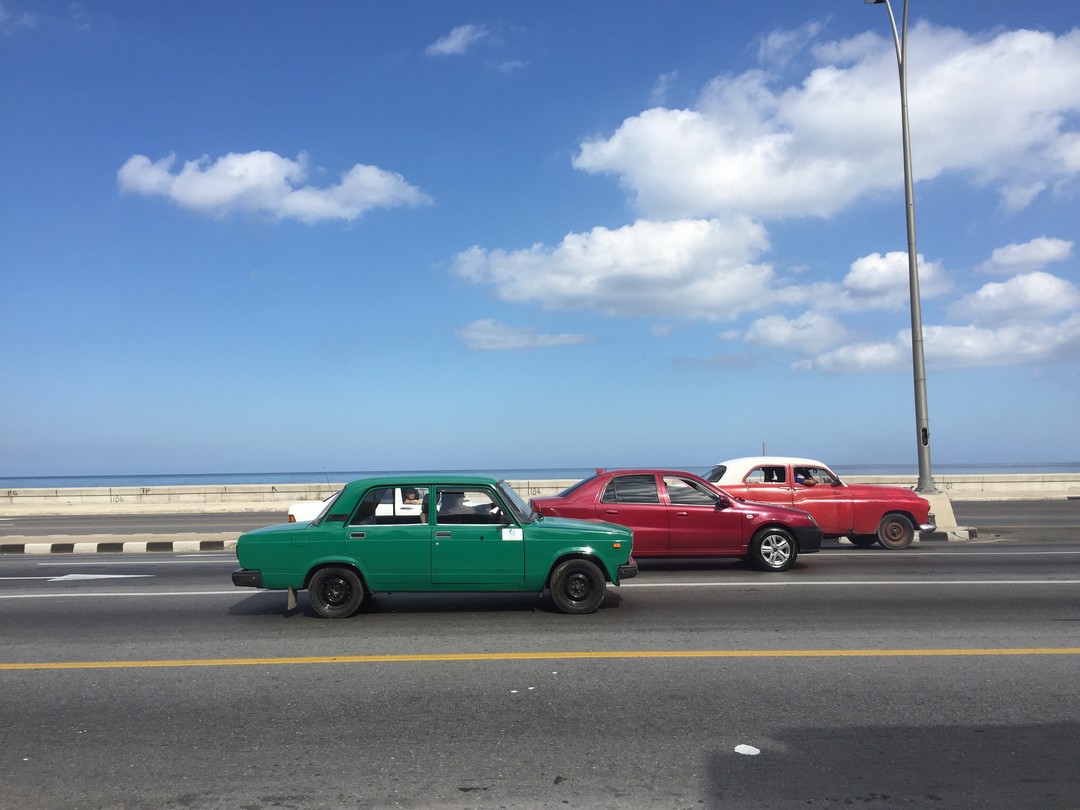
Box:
350;532;366;539
436;531;452;538
604;509;619;515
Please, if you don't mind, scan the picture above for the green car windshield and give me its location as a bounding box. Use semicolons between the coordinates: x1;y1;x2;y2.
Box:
311;492;341;526
497;480;538;523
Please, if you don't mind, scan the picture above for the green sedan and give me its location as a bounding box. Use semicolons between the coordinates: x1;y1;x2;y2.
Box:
232;474;637;617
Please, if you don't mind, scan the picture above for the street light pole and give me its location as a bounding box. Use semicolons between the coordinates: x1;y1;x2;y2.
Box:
865;0;937;494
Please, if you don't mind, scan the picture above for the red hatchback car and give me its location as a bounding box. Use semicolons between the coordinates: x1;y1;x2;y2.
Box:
531;469;822;571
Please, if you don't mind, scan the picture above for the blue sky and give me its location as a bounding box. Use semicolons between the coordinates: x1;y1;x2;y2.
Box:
2;1;1078;477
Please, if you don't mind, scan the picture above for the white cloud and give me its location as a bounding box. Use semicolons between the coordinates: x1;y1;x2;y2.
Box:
0;1;38;36
999;182;1047;212
837;252;951;310
801;314;1080;372
456;319;592;351
795;339;905;373
426;24;488;57
650;71;678;106
757;21;823;68
117;151;432;223
745;311;849;355
572;24;1080;220
949;271;1080;325
453;218;775;321
978;237;1073;275
452;21;1080;374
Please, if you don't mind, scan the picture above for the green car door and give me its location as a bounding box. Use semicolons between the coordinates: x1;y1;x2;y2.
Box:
430;485;525;585
343;485;430;589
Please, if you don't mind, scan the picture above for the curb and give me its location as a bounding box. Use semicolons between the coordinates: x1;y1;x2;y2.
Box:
0;534;239;555
921;527;979;541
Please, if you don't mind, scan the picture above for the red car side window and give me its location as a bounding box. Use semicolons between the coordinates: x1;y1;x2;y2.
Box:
746;466;786;485
600;475;660;504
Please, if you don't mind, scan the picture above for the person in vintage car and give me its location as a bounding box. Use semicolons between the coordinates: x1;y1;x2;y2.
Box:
530;468;822;572
705;457;936;549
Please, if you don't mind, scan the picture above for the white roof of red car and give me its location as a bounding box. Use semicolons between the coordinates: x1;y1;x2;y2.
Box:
713;457;835;481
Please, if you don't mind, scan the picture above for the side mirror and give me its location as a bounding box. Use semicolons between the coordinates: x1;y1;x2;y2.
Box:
715;497;731;510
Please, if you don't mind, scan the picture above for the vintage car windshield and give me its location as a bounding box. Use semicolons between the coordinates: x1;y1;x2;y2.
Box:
704;465;726;483
498;480;537;523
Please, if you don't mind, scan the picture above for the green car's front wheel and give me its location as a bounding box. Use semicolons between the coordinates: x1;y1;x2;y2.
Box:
308;567;364;618
549;559;606;614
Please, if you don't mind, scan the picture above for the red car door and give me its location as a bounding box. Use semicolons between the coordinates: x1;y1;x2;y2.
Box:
738;463;796;508
595;473;669;554
790;465;855;535
662;475;743;552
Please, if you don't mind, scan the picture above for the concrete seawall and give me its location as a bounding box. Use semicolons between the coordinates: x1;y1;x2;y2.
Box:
2;474;1076;555
2;473;1078;515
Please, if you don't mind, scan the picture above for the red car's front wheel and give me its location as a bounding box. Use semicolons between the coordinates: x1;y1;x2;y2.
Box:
749;528;797;572
877;513;915;550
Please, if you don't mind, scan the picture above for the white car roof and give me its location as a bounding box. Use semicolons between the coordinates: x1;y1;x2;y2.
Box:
712;457;833;479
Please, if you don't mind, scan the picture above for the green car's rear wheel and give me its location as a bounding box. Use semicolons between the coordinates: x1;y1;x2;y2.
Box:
308;566;364;618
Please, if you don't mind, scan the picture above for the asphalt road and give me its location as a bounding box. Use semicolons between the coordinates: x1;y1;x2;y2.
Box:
2;526;1079;809
2;499;1078;540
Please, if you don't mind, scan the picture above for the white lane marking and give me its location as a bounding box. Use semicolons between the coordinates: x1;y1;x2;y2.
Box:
51;574;153;582
735;744;760;756
624;579;1080;587
36;559;237;566
0;574;153;582
826;550;1080;556
0;590;242;599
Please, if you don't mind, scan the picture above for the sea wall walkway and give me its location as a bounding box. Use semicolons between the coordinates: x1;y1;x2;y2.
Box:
2;472;1078;515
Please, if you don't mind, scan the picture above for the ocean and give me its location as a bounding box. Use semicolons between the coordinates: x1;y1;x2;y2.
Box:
2;462;1079;490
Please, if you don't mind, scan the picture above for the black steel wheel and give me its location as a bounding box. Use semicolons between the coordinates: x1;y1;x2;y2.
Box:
877;513;915;550
549;559;606;614
308;567;364;618
749;527;797;571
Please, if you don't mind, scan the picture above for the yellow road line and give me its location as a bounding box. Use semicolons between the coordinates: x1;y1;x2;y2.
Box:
3;648;1080;671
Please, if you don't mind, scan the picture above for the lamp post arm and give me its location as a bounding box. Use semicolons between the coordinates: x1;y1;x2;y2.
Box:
870;0;937;494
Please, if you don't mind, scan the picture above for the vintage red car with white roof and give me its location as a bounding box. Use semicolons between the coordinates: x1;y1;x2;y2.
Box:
704;457;935;549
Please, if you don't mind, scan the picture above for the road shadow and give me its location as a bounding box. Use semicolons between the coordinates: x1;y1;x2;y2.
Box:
227;588;624;618
633;557;812;574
